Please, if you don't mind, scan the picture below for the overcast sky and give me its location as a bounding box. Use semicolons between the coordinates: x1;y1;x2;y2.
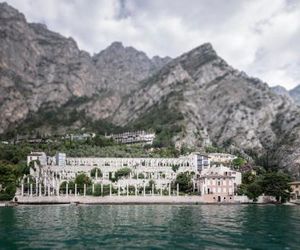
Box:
5;0;300;89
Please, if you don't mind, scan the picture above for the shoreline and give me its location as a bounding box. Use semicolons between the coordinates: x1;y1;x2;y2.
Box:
3;195;295;206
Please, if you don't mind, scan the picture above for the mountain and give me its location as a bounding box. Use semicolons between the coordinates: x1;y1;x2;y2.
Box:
111;44;300;178
289;85;300;105
0;2;169;135
1;2;300;178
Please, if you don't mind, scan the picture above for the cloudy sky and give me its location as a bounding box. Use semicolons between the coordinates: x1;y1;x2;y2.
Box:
5;0;300;89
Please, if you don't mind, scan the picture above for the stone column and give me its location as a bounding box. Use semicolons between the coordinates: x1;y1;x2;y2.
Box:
21;183;24;196
66;183;69;196
169;183;171;196
118;183;120;196
30;183;33;196
95;170;98;180
160;185;162;196
126;183;128;196
109;183;112;196
177;183;179;196
135;184;137;196
101;183;103;196
57;184;59;196
152;184;154;196
84;184;86;197
27;180;30;196
48;185;50;196
44;182;47;196
35;178;38;195
39;183;42;197
75;184;78;196
143;183;146;196
92;183;94;194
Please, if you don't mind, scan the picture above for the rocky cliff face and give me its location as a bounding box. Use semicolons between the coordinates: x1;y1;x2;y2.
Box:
0;2;169;133
112;44;300;173
1;3;300;178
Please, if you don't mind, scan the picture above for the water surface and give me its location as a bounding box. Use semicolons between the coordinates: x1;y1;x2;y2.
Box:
0;205;299;249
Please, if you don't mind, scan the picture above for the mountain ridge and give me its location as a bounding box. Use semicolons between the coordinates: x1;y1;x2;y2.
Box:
1;2;300;178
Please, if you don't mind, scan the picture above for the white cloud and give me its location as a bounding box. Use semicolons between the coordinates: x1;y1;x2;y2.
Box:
4;0;300;89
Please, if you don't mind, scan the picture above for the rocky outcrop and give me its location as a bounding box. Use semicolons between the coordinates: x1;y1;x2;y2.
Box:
112;43;300;178
0;3;169;133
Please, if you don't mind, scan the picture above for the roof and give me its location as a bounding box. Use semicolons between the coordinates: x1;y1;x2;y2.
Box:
199;174;235;179
29;152;45;156
289;181;300;185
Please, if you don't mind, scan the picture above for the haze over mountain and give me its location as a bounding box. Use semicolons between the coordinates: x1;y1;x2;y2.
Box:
1;2;300;178
289;85;300;105
271;85;300;105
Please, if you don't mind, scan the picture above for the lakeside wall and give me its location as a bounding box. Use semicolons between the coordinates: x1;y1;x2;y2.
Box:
14;195;276;205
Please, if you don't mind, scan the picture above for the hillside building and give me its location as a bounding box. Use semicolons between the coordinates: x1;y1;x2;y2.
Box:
106;131;155;145
208;153;237;164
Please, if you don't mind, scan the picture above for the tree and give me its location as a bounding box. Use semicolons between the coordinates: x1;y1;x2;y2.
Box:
232;157;246;169
59;181;75;194
0;162;18;200
245;182;263;202
75;173;91;194
175;172;193;193
114;168;131;181
242;171;256;185
93;135;115;147
172;164;180;173
138;173;145;179
146;179;156;192
261;172;291;203
90;168;102;178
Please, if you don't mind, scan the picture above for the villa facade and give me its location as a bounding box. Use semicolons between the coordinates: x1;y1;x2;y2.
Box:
196;165;242;202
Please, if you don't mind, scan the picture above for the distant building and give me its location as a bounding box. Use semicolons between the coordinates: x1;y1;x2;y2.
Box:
106;131;155;145
193;153;210;171
27;139;43;144
290;181;300;200
27;152;47;166
64;133;96;142
55;153;66;167
208;153;237;164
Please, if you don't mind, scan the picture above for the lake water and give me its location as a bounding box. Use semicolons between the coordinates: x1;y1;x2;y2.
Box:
0;204;299;249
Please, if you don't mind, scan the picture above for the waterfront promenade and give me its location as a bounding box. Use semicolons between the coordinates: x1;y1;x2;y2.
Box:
15;195;204;204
